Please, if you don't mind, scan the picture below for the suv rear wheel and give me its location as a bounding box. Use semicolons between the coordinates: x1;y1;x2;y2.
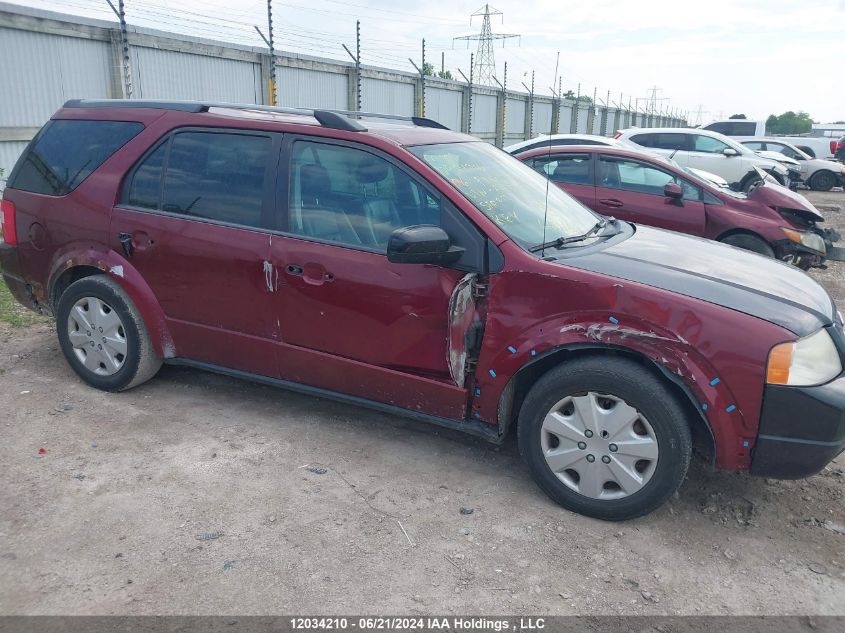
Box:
517;357;692;520
56;275;161;392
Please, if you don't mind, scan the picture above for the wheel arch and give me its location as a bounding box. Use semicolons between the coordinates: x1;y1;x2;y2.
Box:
715;227;770;244
48;250;174;359
497;344;716;465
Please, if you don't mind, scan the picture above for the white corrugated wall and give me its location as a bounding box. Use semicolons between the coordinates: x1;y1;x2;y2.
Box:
132;46;262;103
0;27;112;127
277;66;348;109
424;87;462;131
361;77;414;116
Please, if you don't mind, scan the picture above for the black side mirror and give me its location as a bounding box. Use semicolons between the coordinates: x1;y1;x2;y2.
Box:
664;182;684;204
386;225;465;266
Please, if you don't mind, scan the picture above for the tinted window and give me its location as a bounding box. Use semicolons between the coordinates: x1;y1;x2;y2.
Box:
693;135;730;153
10;120;143;196
529;154;592;185
599;156;701;201
161;132;271;227
126;142;167;210
631;133;688;150
289;141;440;251
703;121;756;136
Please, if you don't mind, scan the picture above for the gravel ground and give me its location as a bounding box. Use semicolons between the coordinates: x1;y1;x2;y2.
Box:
0;191;843;616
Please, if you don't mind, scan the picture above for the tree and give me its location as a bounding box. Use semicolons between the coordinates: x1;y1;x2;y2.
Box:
422;62;452;80
422;62;434;76
438;70;453;80
765;111;813;135
561;90;591;104
729;114;747;119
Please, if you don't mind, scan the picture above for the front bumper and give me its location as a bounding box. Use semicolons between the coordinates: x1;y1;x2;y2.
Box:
750;372;845;478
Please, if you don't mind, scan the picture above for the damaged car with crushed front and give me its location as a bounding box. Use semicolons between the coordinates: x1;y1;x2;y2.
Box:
2;100;844;520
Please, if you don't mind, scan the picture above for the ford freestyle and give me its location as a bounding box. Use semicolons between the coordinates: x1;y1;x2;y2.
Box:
2;100;844;521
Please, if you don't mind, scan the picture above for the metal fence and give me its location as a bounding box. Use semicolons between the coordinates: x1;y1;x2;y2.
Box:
0;1;687;182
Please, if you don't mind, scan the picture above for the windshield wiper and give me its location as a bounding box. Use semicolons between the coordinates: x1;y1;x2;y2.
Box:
529;218;617;253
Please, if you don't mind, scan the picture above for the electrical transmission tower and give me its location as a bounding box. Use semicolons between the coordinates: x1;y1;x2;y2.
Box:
453;4;519;86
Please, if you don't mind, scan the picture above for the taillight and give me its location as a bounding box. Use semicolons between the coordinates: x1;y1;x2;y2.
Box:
832;140;838;155
0;199;18;246
613;131;622;139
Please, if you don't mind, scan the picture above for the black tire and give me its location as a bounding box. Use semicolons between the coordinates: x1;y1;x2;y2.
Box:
56;275;161;392
719;233;775;258
741;174;763;194
809;170;836;192
517;356;692;521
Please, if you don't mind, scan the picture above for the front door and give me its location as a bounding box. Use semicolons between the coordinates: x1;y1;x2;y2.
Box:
595;154;706;235
111;128;280;376
688;134;746;184
268;137;476;420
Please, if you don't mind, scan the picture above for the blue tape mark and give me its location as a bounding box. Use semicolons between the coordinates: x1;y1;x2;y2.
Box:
726;404;736;413
710;377;721;386
488;369;497;378
701;403;708;411
742;440;750;447
475;388;481;396
507;346;517;354
530;349;537;357
609;316;619;324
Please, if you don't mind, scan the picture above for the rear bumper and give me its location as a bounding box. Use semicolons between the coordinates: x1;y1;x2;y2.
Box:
750;373;845;478
0;243;40;312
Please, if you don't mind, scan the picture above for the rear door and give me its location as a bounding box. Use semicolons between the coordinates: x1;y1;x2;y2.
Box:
595;153;706;235
525;152;596;208
267;136;488;420
627;132;691;166
111;128;281;376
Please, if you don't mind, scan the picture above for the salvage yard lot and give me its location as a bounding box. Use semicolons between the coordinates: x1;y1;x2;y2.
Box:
1;191;843;615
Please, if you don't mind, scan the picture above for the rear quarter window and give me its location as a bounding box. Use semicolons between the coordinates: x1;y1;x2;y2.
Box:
9;120;143;196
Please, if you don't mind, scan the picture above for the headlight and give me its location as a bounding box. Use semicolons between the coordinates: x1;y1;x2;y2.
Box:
767;329;842;386
782;228;826;254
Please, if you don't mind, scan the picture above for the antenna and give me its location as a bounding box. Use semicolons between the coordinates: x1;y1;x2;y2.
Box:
540;51;560;259
453;5;520;86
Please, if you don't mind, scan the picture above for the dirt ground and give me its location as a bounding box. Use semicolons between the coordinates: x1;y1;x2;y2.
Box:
1;191;844;616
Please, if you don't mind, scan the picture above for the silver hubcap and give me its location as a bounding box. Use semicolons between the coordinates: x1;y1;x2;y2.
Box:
541;392;659;500
67;296;127;376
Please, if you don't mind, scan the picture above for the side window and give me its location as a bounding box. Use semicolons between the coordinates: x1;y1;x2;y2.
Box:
599;156;700;201
288;141;440;251
126;141;167;210
633;133;687;150
693;135;730;153
704;122;730;135
630;133;654;147
529;154;592;185
10;120;143;196
161;132;271;227
743;141;765;151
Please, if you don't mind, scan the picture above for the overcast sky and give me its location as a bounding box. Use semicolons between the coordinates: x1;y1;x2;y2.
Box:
16;0;845;123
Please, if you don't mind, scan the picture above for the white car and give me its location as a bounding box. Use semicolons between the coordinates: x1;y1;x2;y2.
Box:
505;134;730;187
739;138;845;191
702;120;836;160
615;127;790;192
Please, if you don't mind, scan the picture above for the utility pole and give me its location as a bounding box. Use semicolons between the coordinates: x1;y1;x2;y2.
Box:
106;0;133;98
453;5;520;86
408;38;426;117
342;20;362;112
266;0;276;105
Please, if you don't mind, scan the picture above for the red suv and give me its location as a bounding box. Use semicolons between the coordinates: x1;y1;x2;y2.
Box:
512;144;843;269
2;100;844;520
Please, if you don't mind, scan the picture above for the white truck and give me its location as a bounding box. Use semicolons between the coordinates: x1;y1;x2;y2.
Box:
702;120;836;160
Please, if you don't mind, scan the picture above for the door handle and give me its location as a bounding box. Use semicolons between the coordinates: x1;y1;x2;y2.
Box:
117;232;134;258
599;198;624;208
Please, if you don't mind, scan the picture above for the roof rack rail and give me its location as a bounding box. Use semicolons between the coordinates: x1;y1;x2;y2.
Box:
62;99;449;132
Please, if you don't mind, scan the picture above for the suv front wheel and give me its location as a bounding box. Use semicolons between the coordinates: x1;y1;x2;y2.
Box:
56;275;162;392
518;357;692;520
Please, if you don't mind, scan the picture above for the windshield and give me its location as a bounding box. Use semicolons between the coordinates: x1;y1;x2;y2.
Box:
409;142;599;250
